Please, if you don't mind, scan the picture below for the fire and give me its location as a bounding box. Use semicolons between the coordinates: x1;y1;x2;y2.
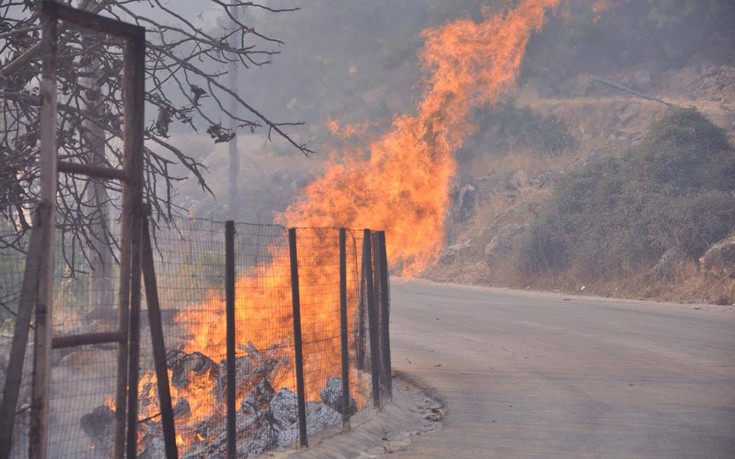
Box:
279;0;559;275
139;0;558;452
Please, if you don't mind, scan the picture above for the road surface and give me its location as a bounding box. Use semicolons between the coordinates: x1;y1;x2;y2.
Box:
386;280;735;458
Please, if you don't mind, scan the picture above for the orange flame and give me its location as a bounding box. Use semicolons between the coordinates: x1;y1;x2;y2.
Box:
279;0;559;276
143;0;558;452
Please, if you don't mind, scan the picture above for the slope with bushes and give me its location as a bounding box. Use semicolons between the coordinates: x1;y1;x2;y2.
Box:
523;109;735;279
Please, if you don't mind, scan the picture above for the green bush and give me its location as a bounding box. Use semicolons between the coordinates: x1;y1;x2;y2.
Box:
473;98;575;155
521;108;735;279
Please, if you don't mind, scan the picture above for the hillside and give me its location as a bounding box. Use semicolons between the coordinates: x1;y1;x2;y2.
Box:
168;0;735;303
426;64;735;304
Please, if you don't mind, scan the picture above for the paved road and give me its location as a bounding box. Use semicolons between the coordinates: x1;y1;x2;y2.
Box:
387;280;735;458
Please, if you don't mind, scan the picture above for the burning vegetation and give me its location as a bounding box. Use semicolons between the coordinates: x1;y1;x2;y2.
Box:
79;0;563;455
279;0;560;275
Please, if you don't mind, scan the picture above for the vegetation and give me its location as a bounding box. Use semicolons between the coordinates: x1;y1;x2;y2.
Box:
0;1;307;261
522;108;735;280
462;99;574;159
522;0;735;90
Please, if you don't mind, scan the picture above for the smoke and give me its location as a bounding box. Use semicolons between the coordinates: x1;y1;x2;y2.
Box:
278;0;559;276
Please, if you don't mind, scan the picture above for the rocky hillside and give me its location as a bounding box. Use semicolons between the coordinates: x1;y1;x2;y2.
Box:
168;1;735;304
427;62;735;305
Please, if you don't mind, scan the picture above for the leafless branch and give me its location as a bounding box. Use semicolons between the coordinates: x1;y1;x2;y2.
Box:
0;0;308;266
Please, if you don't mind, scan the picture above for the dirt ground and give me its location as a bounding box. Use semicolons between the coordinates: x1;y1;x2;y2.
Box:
266;372;444;458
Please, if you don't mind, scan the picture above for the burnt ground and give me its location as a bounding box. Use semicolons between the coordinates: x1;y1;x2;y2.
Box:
266;372;444;458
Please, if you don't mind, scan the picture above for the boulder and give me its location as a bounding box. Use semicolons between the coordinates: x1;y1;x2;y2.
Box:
700;238;735;278
439;240;471;265
451;183;477;223
650;247;682;281
484;224;525;265
320;376;356;416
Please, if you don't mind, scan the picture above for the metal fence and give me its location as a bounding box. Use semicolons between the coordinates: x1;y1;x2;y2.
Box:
0;215;392;458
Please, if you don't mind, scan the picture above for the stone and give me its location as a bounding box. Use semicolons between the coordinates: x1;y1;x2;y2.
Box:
700;238;735;278
166;350;220;388
241;379;275;416
80;405;115;450
650;247;683;281
484;224;525;265
451;182;477;223
320;376;356;416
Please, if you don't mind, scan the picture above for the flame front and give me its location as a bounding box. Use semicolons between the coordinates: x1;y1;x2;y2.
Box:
146;1;558;452
280;0;559;275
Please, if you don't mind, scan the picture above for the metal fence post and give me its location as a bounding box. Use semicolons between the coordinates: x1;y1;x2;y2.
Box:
141;218;178;459
0;204;49;459
363;229;381;408
225;221;237;457
339;228;351;429
356;263;367;371
288;228;308;447
29;6;58;456
370;232;384;399
376;231;392;399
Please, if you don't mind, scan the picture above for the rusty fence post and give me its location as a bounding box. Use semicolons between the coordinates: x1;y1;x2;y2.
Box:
288;228;308;447
28;4;59;457
363;229;381;408
225;221;237;457
141;218;178;459
370;232;383;400
339;228;352;429
376;231;392;399
356;258;367;372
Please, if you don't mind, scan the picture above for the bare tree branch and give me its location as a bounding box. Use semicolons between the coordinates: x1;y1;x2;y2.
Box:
0;0;308;268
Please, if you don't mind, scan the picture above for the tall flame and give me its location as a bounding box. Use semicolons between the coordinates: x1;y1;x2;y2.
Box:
279;0;559;275
153;1;558;452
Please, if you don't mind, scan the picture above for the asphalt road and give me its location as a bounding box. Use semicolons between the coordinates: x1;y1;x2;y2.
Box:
386;280;735;458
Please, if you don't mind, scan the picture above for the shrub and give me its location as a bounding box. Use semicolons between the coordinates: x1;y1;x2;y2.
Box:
472;98;575;155
521;108;735;279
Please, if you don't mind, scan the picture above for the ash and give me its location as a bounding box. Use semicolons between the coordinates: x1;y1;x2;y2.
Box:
82;343;355;458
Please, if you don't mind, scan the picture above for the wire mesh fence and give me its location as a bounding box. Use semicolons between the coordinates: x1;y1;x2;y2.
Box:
1;213;392;458
0;207;33;458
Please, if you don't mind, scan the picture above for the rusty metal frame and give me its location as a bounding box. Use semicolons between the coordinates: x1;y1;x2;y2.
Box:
3;2;146;458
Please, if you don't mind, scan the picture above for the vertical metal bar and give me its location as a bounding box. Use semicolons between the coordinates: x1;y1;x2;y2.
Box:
356;266;366;371
339;228;351;429
141;219;178;459
363;229;381;408
376;231;393;399
122;28;146;459
288;228;308;447
370;232;384;400
29;4;58;457
114;89;131;459
125;233;142;459
370;233;383;398
225;221;237;457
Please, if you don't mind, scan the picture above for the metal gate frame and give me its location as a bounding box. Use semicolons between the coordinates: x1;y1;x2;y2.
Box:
0;2;145;458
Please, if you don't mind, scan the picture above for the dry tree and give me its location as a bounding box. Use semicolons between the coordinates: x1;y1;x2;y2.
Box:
0;1;309;294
